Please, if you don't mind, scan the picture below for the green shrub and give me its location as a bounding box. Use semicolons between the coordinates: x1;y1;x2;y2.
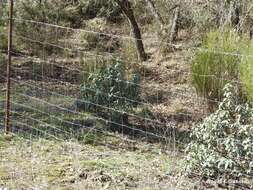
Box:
80;61;141;126
191;29;241;107
240;41;253;101
15;0;122;55
185;84;253;184
0;2;8;51
0;19;5;78
17;0;83;27
15;0;74;55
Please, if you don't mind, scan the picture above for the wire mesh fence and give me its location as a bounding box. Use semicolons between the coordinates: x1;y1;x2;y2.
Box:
1;16;207;144
0;1;253;189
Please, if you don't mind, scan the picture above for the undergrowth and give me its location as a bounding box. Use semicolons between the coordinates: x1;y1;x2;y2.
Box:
186;84;253;188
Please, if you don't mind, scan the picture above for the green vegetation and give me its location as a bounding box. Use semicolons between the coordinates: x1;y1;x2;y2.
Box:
16;0;115;27
15;0;122;55
191;29;240;106
1;0;253;189
186;84;253;187
81;61;141;125
240;41;253;101
0;1;7;51
191;29;253;109
80;18;120;52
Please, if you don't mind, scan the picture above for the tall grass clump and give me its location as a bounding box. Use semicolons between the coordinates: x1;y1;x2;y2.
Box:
240;41;253;102
191;29;241;109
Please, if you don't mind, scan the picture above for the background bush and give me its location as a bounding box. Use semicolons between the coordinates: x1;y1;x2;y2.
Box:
80;18;120;52
15;0;74;55
185;84;253;183
15;0;122;56
0;2;7;79
79;0;122;22
0;1;8;51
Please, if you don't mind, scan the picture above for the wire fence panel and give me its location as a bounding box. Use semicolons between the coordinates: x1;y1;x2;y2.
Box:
0;1;252;189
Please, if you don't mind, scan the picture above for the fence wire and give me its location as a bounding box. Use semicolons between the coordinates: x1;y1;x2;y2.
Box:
0;3;252;189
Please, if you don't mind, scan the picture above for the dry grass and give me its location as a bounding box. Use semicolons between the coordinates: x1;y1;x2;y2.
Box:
0;134;199;190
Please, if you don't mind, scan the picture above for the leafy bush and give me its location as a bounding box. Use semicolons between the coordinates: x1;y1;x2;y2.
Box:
185;84;253;183
191;29;241;107
17;0;83;27
15;0;75;55
15;0;122;55
17;0;121;26
80;61;141;126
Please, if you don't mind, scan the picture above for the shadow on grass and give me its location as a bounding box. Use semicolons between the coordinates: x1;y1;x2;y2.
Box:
0;95;192;151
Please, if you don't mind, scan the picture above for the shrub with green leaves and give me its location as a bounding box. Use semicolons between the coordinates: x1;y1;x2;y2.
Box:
185;84;253;183
15;0;122;55
15;0;74;55
191;29;241;105
81;61;141;125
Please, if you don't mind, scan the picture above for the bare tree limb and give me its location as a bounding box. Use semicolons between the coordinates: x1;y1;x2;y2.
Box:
145;0;165;30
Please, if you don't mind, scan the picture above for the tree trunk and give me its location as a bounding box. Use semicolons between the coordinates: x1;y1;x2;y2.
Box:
145;0;164;30
115;0;147;61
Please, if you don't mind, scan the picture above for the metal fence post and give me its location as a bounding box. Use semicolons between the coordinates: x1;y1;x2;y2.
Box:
5;0;14;134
